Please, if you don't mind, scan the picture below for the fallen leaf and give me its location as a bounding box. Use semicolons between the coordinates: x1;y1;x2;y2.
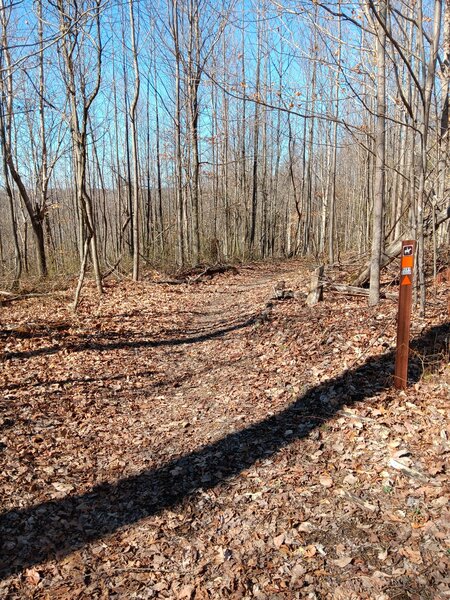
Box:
343;473;358;485
290;563;306;583
52;482;74;494
177;585;195;599
377;549;388;561
400;547;423;564
333;556;352;568
301;545;317;558
432;496;448;508
25;568;40;586
319;476;333;488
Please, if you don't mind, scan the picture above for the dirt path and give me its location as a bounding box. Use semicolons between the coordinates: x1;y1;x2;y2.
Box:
174;261;301;325
1;260;448;599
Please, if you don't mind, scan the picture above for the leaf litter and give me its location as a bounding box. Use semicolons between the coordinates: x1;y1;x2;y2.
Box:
0;259;449;599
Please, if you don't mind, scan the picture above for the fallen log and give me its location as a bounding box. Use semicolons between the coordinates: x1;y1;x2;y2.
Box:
152;264;239;285
152;279;186;285
352;206;450;287
323;282;397;300
0;291;54;304
188;264;238;283
306;272;397;306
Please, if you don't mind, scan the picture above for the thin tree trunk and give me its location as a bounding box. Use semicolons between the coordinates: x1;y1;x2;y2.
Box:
369;0;386;306
129;0;141;281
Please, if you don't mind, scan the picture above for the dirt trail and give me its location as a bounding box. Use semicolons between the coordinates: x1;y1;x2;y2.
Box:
176;261;301;327
1;259;308;508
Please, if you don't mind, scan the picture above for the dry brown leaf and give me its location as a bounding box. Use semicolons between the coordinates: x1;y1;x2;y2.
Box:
319;475;333;488
377;549;388;561
25;568;41;586
400;547;423;564
291;563;306;582
301;545;317;558
273;533;285;549
52;482;75;494
177;585;195;599
343;473;358;485
332;556;352;568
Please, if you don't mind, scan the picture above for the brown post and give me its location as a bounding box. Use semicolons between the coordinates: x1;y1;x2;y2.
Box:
394;240;416;389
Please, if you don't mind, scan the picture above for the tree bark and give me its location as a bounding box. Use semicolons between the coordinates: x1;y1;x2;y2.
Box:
129;0;141;281
369;0;386;306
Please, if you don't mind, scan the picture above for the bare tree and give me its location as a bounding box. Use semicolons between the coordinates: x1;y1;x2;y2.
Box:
0;0;48;278
129;0;141;280
0;0;448;297
55;0;104;309
369;0;387;307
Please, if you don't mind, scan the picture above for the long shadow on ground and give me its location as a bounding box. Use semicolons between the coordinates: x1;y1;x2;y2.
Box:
2;312;260;361
0;322;448;579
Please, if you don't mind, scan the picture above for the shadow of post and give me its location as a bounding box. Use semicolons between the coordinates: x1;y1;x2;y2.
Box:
0;322;448;579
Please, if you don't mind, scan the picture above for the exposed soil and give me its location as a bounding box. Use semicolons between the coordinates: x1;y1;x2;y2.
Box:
0;259;449;599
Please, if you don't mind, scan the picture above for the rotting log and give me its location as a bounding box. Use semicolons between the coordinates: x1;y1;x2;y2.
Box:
153;264;239;285
352;206;450;287
188;264;238;283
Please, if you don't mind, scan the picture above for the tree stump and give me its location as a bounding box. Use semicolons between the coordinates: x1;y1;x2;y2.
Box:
306;266;324;306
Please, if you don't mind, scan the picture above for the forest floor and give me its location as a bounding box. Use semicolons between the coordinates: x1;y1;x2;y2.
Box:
0;258;449;600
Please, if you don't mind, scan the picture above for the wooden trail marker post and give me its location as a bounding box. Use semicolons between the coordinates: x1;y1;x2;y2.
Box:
394;240;416;390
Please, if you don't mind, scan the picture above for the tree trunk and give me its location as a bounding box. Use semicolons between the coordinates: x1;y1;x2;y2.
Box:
129;0;141;281
369;0;387;306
